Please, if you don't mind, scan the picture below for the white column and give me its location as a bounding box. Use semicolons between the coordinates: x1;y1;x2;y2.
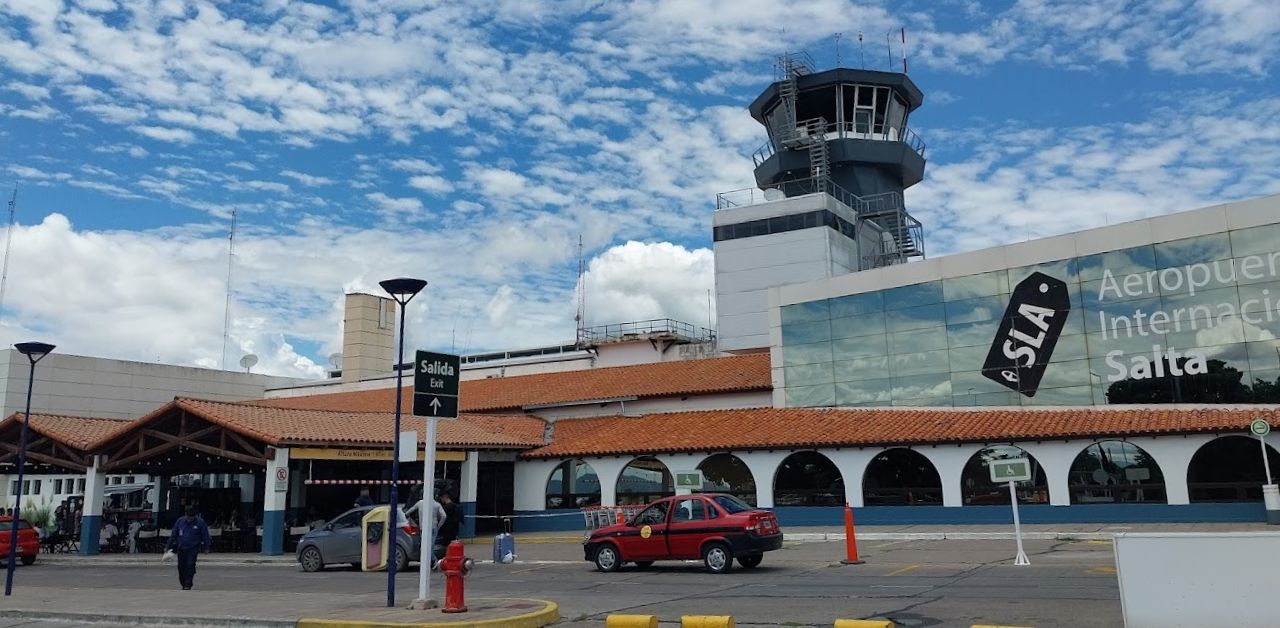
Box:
825;449;880;508
460;451;479;538
736;451;792;508
513;459;561;512
79;455;106;555
915;445;984;508
587;458;630;508
1018;441;1087;506
654;453;702;496
262;447;289;555
1130;435;1211;506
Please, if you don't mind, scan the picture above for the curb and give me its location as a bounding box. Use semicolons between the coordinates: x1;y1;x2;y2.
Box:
297;599;559;628
0;609;293;628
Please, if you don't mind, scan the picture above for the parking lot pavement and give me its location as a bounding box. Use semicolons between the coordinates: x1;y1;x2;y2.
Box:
0;538;1120;627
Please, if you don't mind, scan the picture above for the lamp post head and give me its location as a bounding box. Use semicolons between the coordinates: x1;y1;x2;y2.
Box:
379;278;428;304
14;342;55;364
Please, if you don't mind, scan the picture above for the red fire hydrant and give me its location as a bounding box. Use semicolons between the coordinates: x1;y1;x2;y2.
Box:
440;540;474;613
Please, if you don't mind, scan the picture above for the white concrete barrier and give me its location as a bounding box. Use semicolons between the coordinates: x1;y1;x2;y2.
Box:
1114;532;1280;627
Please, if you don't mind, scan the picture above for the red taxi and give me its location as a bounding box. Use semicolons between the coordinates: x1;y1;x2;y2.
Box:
0;517;39;566
584;493;782;574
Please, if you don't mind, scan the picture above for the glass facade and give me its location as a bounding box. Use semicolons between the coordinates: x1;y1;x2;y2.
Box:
779;223;1280;407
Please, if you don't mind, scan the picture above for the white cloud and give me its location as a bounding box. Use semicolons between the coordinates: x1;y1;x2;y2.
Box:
390;158;441;174
365;192;423;217
581;241;715;328
407;175;453;195
131;125;197;144
280;170;334;186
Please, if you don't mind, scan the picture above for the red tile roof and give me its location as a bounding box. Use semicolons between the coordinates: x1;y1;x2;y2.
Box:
94;398;545;450
0;413;130;451
522;405;1280;458
256;354;771;413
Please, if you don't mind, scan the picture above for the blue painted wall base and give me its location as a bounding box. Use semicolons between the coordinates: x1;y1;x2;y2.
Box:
261;510;284;556
78;514;102;556
460;501;476;539
511;503;1270;532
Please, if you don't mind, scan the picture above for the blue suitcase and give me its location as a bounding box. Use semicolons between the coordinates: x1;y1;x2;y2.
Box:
492;518;516;564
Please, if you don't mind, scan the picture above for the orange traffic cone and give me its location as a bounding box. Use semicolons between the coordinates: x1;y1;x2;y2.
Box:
841;504;864;565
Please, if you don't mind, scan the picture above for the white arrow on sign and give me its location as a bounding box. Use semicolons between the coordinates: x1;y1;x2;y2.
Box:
430;397;442;414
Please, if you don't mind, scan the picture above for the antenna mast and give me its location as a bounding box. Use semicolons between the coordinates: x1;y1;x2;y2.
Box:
221;209;236;370
574;234;586;343
0;187;15;327
834;32;842;66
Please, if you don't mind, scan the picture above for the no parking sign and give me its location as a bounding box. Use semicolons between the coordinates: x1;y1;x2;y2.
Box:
274;466;288;493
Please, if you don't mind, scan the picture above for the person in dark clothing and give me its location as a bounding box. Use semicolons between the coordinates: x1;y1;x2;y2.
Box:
354;487;374;508
433;492;462;562
167;506;212;590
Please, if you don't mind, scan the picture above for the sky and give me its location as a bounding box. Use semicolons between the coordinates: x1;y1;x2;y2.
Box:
1;0;1278;379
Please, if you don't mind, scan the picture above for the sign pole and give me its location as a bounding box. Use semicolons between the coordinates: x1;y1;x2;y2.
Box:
418;415;438;606
1261;432;1273;485
1009;480;1030;566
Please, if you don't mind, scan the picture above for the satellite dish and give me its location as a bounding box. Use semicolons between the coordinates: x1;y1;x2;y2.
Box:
238;354;258;373
328;353;343;370
763;188;785;201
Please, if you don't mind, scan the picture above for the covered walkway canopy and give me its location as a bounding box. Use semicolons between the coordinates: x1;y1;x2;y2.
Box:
0;413;128;473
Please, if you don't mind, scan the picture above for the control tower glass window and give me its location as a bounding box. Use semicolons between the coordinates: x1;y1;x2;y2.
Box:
841;85;902;140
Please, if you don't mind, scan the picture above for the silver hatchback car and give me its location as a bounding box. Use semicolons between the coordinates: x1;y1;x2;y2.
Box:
296;505;420;573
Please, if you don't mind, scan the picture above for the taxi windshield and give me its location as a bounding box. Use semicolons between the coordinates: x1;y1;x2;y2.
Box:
712;495;752;514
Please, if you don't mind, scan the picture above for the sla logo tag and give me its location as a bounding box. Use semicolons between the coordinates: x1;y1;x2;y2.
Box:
982;272;1071;397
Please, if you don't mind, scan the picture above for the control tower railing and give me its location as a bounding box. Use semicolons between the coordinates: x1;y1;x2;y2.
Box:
576;318;715;346
714;176;925;267
752;120;927;168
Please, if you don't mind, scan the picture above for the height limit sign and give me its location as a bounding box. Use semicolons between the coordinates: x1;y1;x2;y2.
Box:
413;350;460;420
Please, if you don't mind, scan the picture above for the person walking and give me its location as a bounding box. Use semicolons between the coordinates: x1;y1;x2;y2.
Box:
434;492;462;562
353;487;374;508
167;506;212;590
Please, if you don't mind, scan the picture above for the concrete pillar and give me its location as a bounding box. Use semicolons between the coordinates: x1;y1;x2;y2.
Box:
513;459;561;512
79;456;105;556
460;451;479;539
1128;435;1211;506
587;458;630;508
1018;442;1086;506
654;453;702;497
262;447;289;556
914;445;983;508
824;449;880;508
736;451;792;508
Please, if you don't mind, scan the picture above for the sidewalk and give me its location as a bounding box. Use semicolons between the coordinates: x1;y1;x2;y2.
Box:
0;585;558;628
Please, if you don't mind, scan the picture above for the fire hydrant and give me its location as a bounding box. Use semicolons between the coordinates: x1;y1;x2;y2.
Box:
440;540;474;613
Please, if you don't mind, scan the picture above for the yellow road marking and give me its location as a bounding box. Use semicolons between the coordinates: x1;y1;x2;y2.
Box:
1085;565;1117;575
885;563;922;577
1086;539;1113;545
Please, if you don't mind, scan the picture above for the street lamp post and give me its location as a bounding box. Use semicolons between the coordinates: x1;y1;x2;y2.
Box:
5;341;54;597
379;278;427;608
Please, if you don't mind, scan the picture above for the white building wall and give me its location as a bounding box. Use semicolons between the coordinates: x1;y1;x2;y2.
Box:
0;350;307;421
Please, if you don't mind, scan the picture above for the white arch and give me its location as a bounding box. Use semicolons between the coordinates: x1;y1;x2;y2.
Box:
614;456;674;503
692;452;757;498
736;451;791;508
770;450;845;507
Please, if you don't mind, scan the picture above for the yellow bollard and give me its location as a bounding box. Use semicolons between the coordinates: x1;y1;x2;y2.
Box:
834;620;895;628
606;615;659;628
681;616;735;628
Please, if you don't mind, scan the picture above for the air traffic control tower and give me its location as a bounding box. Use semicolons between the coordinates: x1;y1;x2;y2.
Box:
714;53;928;352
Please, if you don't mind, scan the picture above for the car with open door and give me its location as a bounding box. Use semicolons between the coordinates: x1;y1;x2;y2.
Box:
583;493;782;574
296;505;419;573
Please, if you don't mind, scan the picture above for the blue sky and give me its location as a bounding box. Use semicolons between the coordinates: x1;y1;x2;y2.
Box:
1;0;1278;378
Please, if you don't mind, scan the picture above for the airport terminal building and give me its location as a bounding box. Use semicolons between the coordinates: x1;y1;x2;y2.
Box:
5;58;1280;553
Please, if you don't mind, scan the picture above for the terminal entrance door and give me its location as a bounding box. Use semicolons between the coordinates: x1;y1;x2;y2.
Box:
475;461;514;534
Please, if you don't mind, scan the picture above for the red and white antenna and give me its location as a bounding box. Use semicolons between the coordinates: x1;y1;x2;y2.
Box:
901;27;909;73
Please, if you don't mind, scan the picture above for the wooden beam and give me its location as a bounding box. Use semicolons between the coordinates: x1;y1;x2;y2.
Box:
178;440;267;467
224;431;266;459
104;424;227;471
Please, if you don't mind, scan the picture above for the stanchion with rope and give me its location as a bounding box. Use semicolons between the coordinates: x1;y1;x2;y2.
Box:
840;503;864;565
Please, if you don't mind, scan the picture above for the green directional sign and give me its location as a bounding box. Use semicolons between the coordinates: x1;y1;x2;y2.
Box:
1250;419;1271;437
989;458;1032;484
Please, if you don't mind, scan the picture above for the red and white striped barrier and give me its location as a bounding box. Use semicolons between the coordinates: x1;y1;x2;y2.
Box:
304;479;424;485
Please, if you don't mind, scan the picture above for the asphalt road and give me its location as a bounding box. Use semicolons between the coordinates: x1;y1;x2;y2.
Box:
1;538;1122;627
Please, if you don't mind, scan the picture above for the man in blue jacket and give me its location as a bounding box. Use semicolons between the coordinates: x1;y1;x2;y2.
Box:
167;506;212;590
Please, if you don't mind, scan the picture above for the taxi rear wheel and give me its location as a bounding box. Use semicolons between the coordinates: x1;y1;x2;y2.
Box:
737;554;762;569
702;543;733;574
594;544;621;572
20;556;34;566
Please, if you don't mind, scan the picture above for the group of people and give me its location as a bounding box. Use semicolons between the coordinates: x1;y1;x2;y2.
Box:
354;486;463;563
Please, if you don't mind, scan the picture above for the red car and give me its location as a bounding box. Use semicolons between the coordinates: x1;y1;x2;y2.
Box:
584;494;783;574
0;517;39;566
